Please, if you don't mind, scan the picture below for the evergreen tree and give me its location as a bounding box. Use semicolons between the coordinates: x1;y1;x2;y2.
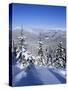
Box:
37;33;45;65
45;47;53;66
54;41;66;68
16;26;28;66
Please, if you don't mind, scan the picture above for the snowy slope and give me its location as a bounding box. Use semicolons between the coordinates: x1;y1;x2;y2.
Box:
12;62;66;86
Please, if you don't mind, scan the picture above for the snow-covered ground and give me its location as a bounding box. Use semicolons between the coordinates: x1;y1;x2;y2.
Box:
12;59;66;86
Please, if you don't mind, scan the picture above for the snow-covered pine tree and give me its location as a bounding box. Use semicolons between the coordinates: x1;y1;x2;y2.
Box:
54;41;66;68
37;33;45;66
45;47;53;66
16;26;28;68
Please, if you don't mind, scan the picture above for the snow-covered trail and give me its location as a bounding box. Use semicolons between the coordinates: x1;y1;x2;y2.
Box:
48;68;66;83
12;63;66;86
12;63;44;86
35;66;62;84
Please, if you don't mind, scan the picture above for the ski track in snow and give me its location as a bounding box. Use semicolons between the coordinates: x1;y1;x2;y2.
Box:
35;67;60;84
48;68;66;83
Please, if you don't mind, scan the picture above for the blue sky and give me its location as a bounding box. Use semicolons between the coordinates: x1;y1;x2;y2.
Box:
12;3;66;30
